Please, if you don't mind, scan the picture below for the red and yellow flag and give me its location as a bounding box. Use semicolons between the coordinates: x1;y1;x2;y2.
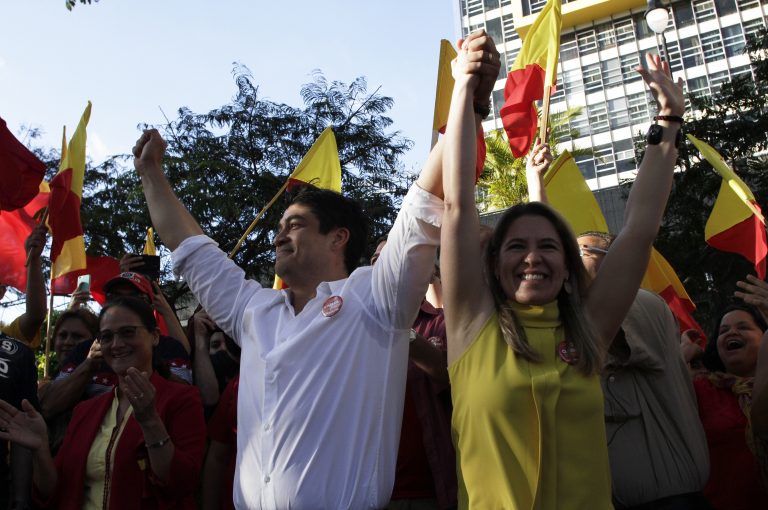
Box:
688;134;767;279
0;182;50;291
500;0;561;157
544;151;704;337
274;127;342;289
433;39;458;134
0;117;47;211
47;101;91;280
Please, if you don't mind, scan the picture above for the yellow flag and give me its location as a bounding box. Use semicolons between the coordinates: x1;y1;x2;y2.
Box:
687;134;765;238
287;127;341;192
543;150;609;235
275;127;343;289
432;39;457;133
48;101;91;279
511;0;561;89
143;227;156;256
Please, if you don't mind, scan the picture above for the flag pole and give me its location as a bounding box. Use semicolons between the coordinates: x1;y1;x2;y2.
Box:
228;179;290;260
43;274;55;379
430;130;439;150
539;83;552;144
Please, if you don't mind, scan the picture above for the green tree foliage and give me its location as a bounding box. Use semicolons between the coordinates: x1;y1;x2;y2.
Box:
477;106;590;211
630;27;768;330
78;66;413;306
65;0;97;11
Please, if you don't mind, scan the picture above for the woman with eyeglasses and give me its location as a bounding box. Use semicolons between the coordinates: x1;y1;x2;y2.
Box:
0;296;206;509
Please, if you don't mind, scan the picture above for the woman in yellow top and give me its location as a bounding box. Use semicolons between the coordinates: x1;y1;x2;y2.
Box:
439;32;685;509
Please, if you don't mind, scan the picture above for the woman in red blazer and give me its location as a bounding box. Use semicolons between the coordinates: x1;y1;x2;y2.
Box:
0;296;206;509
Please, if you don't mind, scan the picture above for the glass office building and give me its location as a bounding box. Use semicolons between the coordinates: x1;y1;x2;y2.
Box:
459;0;767;230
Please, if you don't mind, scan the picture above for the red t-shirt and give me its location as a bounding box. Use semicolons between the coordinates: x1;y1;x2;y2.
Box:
694;376;768;510
208;376;239;510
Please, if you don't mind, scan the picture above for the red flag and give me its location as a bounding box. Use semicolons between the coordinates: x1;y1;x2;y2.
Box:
0;183;50;291
0;117;47;211
501;65;546;157
51;255;121;305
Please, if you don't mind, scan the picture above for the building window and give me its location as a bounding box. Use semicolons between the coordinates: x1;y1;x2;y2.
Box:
679;36;705;68
570;110;591;138
575;153;596;180
709;70;730;93
583;63;602;93
614;18;635;45
608;97;630;130
577;29;598;56
492;89;505;120
497;51;508;79
467;0;484;17
596;23;617;50
551;74;565;103
588;103;610;134
743;18;765;40
666;40;684;72
560;32;578;61
722;24;746;57
674;1;696;29
601;58;623;89
620;53;642;82
693;0;717;23
633;12;655;40
700;30;725;62
506;48;519;68
628;92;651;125
594;144;616;177
730;64;753;81
562;68;584;94
486;17;503;47
715;0;738;15
613;139;636;173
687;76;710;98
736;0;761;9
502;15;518;43
483;0;500;11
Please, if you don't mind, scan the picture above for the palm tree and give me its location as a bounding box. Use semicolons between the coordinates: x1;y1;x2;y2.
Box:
477;106;592;212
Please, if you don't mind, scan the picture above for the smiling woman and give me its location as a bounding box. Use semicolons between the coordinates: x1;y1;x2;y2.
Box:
693;302;768;509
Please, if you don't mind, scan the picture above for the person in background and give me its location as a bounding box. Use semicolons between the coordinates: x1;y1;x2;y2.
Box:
0;225;47;349
692;277;768;509
190;308;240;413
37;308;99;454
0;332;39;510
0;296;206;509
201;375;239;510
372;238;457;510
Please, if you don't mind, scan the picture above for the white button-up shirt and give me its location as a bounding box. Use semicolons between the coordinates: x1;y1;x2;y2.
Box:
173;185;442;509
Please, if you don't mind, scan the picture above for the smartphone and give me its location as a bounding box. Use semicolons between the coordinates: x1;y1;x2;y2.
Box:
135;254;161;281
76;274;91;293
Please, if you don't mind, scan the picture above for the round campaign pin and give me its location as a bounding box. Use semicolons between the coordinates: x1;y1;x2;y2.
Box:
322;296;344;317
557;341;579;365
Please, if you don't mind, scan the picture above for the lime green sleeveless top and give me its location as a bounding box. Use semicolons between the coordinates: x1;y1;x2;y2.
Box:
448;302;613;510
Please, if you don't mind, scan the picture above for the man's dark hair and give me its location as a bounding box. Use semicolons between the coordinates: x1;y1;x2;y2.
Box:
289;185;369;274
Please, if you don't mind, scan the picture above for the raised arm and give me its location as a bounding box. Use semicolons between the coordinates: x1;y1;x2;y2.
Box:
18;225;48;345
585;53;685;346
441;35;498;363
133;130;204;250
525;140;553;203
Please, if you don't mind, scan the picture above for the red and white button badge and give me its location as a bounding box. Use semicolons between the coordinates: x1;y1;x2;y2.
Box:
322;296;344;317
557;341;580;365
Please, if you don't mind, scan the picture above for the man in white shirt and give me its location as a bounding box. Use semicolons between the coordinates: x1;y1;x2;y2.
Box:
131;31;499;509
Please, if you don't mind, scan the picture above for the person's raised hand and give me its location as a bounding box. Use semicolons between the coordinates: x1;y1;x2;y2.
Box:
680;329;705;363
636;53;685;117
24;224;48;262
120;253;145;273
0;399;48;451
526;139;553;177
123;367;158;424
132;129;168;177
457;30;501;109
735;274;768;323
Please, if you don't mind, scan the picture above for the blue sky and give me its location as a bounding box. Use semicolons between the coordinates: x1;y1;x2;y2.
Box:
1;0;458;173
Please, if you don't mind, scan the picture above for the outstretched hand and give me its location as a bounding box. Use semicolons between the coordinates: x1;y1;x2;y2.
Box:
636;53;685;116
0;399;48;451
133;129;168;176
24;224;48;261
735;274;768;323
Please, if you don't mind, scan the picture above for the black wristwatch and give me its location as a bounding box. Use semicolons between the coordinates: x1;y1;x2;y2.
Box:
646;123;683;148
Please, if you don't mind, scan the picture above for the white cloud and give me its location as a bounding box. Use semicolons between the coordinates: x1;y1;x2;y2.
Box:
87;132;110;164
